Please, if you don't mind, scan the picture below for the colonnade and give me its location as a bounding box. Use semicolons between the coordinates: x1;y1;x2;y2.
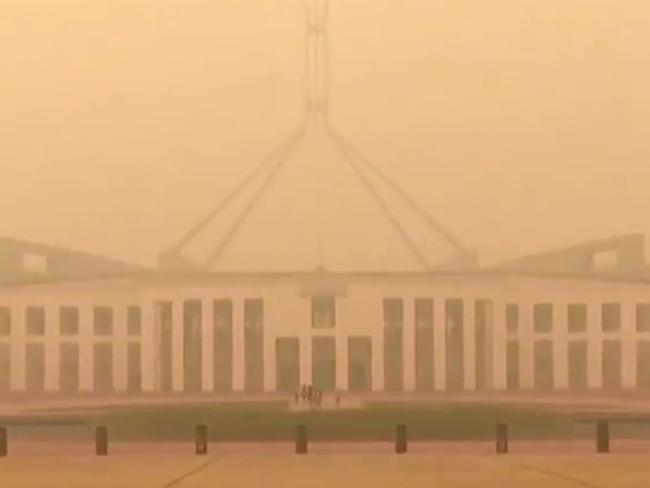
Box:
1;295;649;394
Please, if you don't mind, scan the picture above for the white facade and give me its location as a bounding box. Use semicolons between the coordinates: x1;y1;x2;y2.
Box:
1;272;650;395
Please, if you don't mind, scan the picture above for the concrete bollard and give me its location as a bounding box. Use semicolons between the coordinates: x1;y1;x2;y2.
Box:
296;424;308;454
495;423;508;454
195;424;208;455
95;426;108;456
395;424;407;454
0;426;7;457
597;422;610;453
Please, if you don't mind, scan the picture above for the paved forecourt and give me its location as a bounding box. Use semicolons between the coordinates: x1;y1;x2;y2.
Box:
1;452;650;488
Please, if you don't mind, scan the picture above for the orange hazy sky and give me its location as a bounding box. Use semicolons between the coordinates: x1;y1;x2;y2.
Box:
2;0;649;270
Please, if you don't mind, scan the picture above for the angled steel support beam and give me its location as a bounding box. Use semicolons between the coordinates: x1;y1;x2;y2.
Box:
167;125;307;259
327;125;431;271
327;126;469;257
203;125;307;269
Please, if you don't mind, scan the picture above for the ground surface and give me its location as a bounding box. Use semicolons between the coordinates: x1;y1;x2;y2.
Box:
2;396;650;486
1;450;650;487
6;399;650;442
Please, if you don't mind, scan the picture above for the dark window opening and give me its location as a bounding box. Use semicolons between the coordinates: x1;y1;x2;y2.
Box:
59;306;79;335
533;303;553;333
0;307;10;336
26;306;45;335
94;306;113;336
415;298;433;329
214;299;233;329
506;304;519;336
567;304;587;333
312;296;336;328
601;303;621;332
445;298;464;391
636;304;650;332
383;298;403;328
127;306;141;336
244;299;264;329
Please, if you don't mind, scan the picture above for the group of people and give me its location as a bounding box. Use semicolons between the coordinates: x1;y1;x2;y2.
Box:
293;384;343;408
295;384;323;407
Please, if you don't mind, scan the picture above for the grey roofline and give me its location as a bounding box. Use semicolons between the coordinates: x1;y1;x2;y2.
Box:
2;268;650;289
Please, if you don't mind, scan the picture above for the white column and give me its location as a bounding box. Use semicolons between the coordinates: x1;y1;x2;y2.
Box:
587;302;603;390
299;334;312;386
141;300;155;392
79;304;93;392
433;299;446;391
44;304;59;392
492;302;507;390
621;301;636;389
335;328;348;391
171;300;184;392
201;298;214;392
520;302;534;390
232;300;245;391
403;297;416;392
10;305;25;391
263;307;275;392
463;299;476;391
263;332;275;392
114;304;128;392
370;324;385;391
262;300;274;393
371;323;384;392
553;302;569;390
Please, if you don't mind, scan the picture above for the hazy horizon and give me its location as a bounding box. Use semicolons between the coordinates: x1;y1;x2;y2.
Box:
2;0;649;269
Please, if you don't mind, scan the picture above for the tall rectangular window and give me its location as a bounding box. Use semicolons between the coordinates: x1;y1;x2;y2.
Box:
94;306;113;336
127;306;141;336
567;304;587;333
506;304;519;336
445;299;464;391
414;298;434;391
213;299;233;393
155;301;173;392
244;299;264;328
533;303;553;333
637;303;650;333
182;300;202;392
59;306;79;336
244;298;264;392
415;298;433;328
601;303;621;332
383;298;404;391
214;299;233;329
26;306;45;335
312;296;336;328
383;298;403;328
0;307;10;336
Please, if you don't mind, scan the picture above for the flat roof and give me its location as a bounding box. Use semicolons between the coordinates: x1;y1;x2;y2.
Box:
3;268;650;289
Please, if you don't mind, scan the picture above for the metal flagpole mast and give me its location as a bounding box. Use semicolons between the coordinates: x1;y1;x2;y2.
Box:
160;0;475;272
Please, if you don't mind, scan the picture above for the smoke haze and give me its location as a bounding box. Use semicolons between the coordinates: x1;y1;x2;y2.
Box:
2;0;649;268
